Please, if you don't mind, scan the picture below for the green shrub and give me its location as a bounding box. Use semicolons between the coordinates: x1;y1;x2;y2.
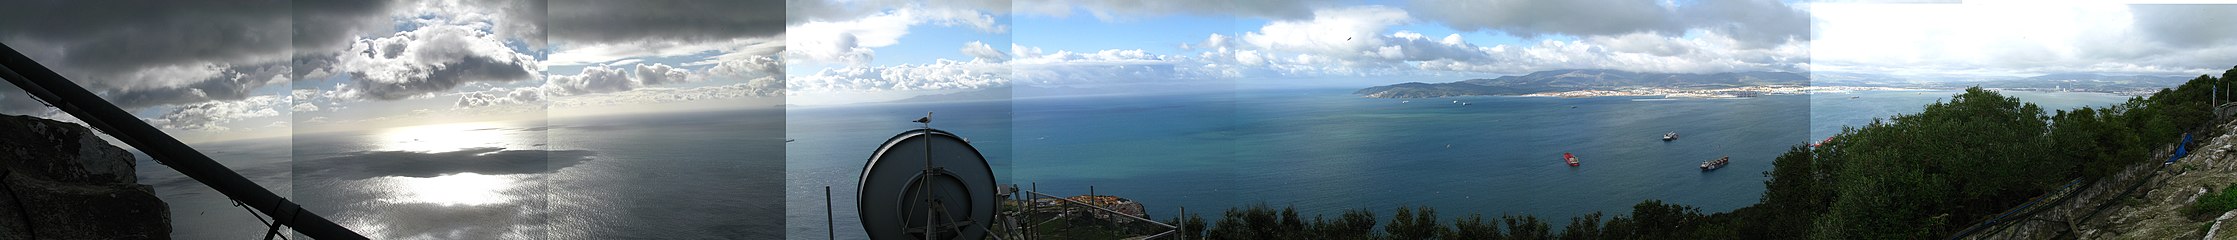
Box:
2191;184;2237;216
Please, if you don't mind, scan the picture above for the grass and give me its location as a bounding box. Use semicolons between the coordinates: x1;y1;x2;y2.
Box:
2191;184;2237;217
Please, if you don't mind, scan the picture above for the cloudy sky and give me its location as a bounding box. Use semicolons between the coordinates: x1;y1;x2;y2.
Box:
784;0;1814;105
3;0;2236;142
0;0;785;143
292;0;786;136
1813;1;2237;79
786;0;2237;104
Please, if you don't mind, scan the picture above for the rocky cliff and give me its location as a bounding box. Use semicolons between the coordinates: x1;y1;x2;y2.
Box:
0;114;168;239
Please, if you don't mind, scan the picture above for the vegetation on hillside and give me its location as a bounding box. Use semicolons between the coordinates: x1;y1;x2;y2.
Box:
2193;184;2237;217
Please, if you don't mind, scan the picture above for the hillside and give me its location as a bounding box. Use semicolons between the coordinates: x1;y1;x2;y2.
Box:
2080;118;2237;239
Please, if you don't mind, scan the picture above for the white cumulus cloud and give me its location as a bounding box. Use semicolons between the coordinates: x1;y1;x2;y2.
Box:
335;25;542;100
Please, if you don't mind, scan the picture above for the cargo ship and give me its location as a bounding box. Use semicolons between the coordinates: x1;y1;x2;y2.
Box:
1701;156;1730;171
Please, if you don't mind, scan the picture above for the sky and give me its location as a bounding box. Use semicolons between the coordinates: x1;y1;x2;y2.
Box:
783;0;1814;104
0;0;786;143
0;0;2235;142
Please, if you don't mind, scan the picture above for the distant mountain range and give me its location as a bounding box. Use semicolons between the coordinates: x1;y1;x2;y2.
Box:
889;70;2196;102
1354;69;1808;98
1956;73;2192;93
1813;72;2193;94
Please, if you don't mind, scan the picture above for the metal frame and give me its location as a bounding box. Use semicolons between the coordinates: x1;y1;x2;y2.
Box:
0;43;368;239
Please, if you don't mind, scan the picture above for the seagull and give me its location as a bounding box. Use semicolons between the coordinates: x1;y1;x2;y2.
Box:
1346;37;1352;41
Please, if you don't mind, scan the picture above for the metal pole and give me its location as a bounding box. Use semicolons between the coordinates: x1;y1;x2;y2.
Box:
1178;206;1186;240
1089;185;1095;228
1024;181;1033;240
920;112;936;239
826;186;835;240
0;43;367;239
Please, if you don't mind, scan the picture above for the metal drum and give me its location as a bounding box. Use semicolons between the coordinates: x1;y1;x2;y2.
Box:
857;129;996;240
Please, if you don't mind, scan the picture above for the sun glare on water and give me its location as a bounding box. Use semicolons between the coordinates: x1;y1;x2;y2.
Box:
376;173;521;206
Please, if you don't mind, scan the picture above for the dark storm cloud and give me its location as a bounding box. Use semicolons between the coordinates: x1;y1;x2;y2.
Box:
293;0;405;79
341;53;540;101
549;0;785;45
787;0;869;22
1407;0;1806;47
105;65;288;109
0;0;335;115
293;0;404;53
2130;5;2237;48
0;0;292;74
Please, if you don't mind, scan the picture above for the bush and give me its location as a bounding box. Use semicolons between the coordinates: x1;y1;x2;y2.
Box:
2191;184;2237;217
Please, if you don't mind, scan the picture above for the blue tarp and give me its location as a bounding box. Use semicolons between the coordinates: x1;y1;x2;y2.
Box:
2168;133;2192;164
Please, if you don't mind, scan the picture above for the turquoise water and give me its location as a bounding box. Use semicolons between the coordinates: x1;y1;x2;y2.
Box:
789;88;1810;239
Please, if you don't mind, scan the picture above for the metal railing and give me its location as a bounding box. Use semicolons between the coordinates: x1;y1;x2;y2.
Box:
1002;186;1180;239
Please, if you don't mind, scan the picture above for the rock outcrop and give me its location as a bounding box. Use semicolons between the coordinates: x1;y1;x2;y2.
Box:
0;114;168;239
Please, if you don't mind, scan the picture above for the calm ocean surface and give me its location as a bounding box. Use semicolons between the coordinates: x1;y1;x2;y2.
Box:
130;88;2130;239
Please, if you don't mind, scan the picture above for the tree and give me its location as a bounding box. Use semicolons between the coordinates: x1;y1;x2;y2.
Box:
1557;212;1601;240
1501;214;1551;240
1166;212;1207;239
1207;204;1307;239
1441;213;1502;240
1387;206;1444;239
2049;107;2145;179
1756;145;1824;239
1311;209;1378;240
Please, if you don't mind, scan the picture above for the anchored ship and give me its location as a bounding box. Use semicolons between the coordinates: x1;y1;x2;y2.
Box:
1701;156;1730;171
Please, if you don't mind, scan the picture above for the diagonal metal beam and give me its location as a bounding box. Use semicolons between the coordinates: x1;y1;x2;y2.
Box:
0;42;367;240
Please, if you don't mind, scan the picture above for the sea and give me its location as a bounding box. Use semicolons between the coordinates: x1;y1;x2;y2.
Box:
781;88;2135;239
141;108;786;239
133;88;2133;239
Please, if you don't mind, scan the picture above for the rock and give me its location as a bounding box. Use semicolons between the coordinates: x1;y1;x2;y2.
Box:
2209;210;2237;240
0;114;168;239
